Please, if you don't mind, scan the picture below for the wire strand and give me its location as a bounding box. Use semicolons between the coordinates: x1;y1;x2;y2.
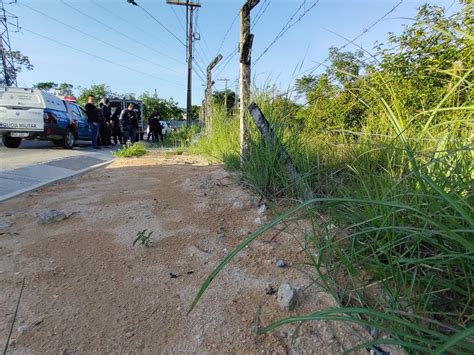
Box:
136;4;186;47
13;24;185;87
18;2;180;74
254;0;321;64
90;0;183;63
61;0;183;66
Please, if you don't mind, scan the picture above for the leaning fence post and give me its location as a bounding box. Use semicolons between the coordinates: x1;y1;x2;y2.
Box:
248;102;314;201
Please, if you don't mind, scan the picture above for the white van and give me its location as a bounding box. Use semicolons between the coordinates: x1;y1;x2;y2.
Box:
0;87;74;148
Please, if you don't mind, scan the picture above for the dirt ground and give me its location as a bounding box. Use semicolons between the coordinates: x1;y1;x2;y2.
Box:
0;152;366;354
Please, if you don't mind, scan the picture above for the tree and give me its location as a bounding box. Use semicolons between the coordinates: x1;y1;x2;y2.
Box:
33;82;57;91
295;75;319;99
57;83;74;96
0;50;33;86
327;47;365;86
77;84;115;105
212;89;236;112
139;92;184;122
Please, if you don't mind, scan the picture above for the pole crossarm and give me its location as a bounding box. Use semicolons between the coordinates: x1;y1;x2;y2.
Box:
207;54;222;72
166;0;201;7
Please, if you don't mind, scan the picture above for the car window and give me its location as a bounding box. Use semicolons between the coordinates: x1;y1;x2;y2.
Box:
69;103;82;120
79;107;89;121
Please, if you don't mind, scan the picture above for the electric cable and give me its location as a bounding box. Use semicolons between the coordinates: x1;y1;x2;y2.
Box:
135;3;186;47
13;23;185;87
90;0;184;63
18;2;180;74
61;0;183;66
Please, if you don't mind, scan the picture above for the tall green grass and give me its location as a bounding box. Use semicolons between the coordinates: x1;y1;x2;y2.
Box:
188;9;473;352
188;76;473;353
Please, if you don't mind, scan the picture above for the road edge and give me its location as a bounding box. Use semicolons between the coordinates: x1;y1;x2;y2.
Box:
0;159;114;203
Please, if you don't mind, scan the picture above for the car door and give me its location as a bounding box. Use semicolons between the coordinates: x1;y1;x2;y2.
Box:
77;105;92;140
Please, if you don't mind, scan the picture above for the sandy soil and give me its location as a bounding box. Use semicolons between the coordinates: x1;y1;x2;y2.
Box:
0;152;366;354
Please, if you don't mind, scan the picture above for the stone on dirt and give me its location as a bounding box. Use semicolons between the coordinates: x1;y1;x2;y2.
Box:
37;210;68;224
232;201;244;210
276;259;286;268
257;204;267;215
0;221;13;230
17;324;30;335
254;216;267;225
277;283;297;311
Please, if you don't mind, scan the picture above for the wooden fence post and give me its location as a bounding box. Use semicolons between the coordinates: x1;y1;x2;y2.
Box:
248;102;314;201
239;0;259;164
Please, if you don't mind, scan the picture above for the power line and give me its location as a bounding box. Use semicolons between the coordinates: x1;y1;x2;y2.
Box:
303;0;404;75
61;0;183;67
254;0;321;64
18;2;180;74
90;0;183;63
253;0;271;27
216;12;239;55
13;23;185;87
214;48;238;78
170;5;186;34
193;59;207;83
262;0;406;103
134;3;186;47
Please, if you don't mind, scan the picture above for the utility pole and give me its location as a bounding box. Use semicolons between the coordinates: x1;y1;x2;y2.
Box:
239;0;259;163
0;0;18;86
217;78;230;110
167;0;201;126
204;54;222;133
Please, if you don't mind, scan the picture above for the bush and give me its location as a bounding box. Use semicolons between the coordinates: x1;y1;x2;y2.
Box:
112;142;147;158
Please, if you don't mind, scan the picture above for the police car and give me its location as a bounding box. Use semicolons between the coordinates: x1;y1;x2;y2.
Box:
0;87;88;149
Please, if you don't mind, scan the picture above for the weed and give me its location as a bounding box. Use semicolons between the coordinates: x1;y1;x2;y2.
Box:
133;229;153;247
113;142;147;158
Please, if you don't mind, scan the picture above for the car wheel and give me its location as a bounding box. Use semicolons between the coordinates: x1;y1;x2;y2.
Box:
2;135;22;148
62;128;76;149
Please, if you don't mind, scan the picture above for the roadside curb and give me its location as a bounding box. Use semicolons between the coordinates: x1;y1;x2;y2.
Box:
0;159;114;203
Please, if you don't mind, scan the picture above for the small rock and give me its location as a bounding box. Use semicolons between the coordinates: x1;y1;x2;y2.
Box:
277;283;297;311
0;221;13;230
276;259;286;268
217;233;225;240
37;210;67;224
232;201;244;210
17;324;29;335
184;178;191;185
254;216;267;225
257;204;267;215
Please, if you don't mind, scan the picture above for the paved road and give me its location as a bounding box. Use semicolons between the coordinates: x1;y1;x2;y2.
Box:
0;139;117;201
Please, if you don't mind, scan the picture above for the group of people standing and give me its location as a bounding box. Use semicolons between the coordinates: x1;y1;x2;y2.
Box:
84;94;164;149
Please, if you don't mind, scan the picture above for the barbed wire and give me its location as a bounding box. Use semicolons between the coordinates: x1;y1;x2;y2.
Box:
253;0;321;65
253;0;271;27
302;0;404;75
216;12;240;56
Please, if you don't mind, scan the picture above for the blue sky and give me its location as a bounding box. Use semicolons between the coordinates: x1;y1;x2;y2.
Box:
9;0;456;106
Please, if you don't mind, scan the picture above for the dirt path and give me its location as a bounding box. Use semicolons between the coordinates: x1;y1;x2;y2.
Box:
0;153;363;354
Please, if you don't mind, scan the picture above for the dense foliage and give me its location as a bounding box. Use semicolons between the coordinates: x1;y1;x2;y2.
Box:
192;3;473;353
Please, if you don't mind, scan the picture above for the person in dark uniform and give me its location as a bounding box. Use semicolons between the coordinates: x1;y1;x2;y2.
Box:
119;103;138;144
111;106;123;145
148;108;162;143
99;99;112;146
84;95;101;149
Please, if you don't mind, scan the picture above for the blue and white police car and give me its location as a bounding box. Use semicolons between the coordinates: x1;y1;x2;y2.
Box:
0;86;87;149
